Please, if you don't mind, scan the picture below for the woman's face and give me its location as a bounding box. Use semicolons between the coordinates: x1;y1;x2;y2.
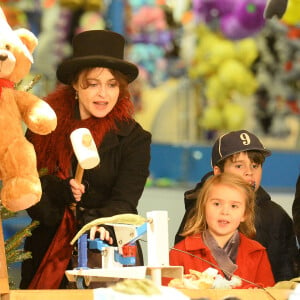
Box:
73;67;120;120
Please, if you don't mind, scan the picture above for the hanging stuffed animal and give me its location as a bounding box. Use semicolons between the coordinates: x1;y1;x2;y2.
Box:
0;8;57;212
192;0;266;40
264;0;289;19
190;25;258;131
264;0;300;26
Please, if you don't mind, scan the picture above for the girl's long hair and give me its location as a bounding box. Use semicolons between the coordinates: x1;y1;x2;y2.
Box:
182;173;256;238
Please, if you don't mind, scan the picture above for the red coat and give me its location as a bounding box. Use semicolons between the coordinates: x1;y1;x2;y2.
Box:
169;233;275;289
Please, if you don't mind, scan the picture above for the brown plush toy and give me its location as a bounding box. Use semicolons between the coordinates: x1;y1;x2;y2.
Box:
264;0;288;19
0;8;57;212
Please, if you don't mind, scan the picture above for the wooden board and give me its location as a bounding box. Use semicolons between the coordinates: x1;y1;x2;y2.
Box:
181;288;292;300
2;289;93;300
1;288;293;300
0;215;9;294
65;266;183;286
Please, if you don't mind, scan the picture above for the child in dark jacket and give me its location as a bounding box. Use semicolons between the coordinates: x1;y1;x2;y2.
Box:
292;175;300;245
175;130;299;282
170;173;275;288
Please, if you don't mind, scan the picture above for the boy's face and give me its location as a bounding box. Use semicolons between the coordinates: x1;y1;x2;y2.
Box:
213;152;262;192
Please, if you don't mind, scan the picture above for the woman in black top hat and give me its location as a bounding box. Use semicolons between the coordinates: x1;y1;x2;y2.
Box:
20;30;151;289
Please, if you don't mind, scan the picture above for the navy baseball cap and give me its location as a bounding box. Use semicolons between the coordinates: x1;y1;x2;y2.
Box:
211;130;271;166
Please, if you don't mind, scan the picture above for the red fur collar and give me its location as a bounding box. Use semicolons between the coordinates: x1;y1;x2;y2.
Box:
28;85;134;178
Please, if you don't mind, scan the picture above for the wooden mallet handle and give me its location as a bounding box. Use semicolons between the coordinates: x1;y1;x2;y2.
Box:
69;165;83;216
75;164;84;184
70;129;100;216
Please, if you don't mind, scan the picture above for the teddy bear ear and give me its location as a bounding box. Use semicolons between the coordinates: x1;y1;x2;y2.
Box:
0;7;14;32
0;6;7;20
13;28;38;63
14;28;38;54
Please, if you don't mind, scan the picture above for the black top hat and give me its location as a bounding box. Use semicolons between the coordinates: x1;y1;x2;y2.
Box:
56;30;139;84
211;130;271;166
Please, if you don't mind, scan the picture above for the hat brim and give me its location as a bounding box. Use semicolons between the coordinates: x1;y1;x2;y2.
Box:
214;148;272;166
56;55;139;84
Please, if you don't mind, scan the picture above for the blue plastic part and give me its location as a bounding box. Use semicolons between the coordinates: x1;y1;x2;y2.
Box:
114;249;136;265
78;234;88;268
88;238;109;251
80;223;147;266
76;276;88;289
135;223;147;240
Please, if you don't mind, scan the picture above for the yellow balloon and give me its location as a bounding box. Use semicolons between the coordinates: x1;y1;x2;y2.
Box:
282;0;300;25
235;38;259;66
223;102;246;131
205;76;229;105
200;106;224;130
217;59;258;96
191;26;235;77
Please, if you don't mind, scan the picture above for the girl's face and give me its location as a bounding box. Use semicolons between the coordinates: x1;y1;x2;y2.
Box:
214;152;262;191
73;67;120;120
205;183;246;247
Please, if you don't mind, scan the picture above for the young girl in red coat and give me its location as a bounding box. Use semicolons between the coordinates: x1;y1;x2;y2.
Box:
169;173;275;288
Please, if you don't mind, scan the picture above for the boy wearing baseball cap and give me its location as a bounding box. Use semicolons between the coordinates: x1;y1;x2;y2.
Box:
175;130;299;282
292;175;300;245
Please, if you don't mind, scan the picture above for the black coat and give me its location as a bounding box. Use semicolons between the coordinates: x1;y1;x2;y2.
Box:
292;175;300;243
20;119;151;288
175;172;299;282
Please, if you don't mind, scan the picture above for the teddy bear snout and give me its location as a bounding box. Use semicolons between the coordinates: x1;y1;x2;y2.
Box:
0;53;8;62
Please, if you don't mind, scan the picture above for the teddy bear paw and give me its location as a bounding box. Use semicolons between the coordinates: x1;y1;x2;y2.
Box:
1;177;42;212
28;101;57;135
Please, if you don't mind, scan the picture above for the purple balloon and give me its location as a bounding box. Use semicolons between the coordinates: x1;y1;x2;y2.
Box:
214;0;238;16
193;0;266;40
131;31;173;48
220;0;266;39
192;0;237;22
220;14;261;40
235;0;266;29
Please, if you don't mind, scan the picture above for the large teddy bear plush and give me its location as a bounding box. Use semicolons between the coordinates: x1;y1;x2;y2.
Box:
0;8;57;212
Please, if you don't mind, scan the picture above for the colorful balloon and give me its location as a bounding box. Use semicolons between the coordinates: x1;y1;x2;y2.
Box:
282;0;300;25
192;0;267;40
220;0;266;39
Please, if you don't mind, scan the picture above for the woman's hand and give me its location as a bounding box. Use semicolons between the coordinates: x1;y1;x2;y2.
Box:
89;225;113;245
69;178;85;202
